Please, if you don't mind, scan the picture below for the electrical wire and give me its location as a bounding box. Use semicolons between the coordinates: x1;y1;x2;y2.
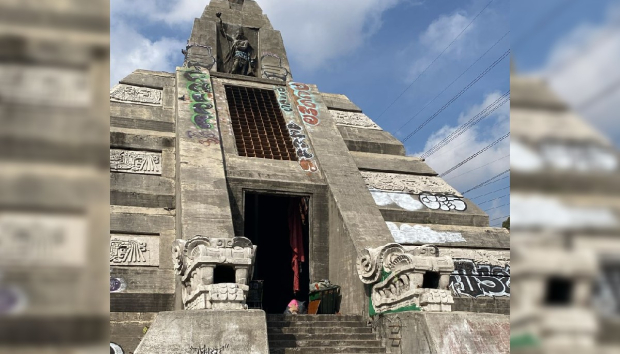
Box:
469;186;510;200
396;30;510;133
376;0;496;121
402;49;510;142
422;91;510;158
439;132;510;177
463;170;510;194
445;154;509;180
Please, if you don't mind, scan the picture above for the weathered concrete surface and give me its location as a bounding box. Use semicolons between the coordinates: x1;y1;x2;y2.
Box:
390;223;509;248
134;310;270;354
377;312;509;354
338;126;406;156
320;92;362;112
378;198;489;227
111;312;158;354
176;67;235;239
352;151;437;175
299;84;393;315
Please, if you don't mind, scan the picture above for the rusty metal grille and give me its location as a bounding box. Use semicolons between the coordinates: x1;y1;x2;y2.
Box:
225;85;297;160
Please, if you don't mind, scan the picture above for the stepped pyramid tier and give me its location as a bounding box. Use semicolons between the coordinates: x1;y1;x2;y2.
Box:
109;1;509;353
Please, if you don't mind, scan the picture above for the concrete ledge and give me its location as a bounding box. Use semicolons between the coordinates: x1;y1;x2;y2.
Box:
320;92;362;112
338;126;405;156
110;130;175;151
134;310;270;354
111;293;175;313
351;151;437;175
389;223;509;249
376;312;509;354
119;69;175;89
111;116;175;133
452;297;510;315
378;199;489;227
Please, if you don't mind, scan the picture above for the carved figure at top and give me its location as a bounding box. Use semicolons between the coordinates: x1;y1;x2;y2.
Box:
217;12;256;77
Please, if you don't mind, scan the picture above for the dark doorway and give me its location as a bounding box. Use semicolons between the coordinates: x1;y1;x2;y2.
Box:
245;193;310;314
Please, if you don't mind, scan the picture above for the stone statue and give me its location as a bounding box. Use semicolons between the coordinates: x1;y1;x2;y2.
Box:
216;13;256;76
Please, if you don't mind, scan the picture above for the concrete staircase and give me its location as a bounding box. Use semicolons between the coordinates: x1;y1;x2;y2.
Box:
267;315;386;354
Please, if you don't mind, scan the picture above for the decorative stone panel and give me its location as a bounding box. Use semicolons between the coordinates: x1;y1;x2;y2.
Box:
357;244;455;314
110;149;162;175
330;110;382;130
110;84;163;105
172;236;257;310
361;171;462;197
109;235;159;266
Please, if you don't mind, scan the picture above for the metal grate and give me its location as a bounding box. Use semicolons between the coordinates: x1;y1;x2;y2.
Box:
225;85;297;160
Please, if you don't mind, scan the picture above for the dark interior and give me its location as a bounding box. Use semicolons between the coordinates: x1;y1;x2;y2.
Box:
544;277;573;305
214;265;236;284
244;193;310;314
422;271;441;289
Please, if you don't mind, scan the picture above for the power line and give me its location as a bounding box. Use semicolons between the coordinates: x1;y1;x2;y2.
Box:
376;0;496;121
445;154;509;180
439;132;510;177
470;186;510;200
422;91;510;158
478;193;509;206
490;215;509;223
463;169;510;194
576;76;620;111
403;49;510;142
396;30;510;133
484;203;509;212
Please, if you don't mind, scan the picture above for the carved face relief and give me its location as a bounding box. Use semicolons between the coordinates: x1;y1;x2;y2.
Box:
357;243;455;314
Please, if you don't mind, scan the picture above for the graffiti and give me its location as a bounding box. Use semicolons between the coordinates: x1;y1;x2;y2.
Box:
419;193;467;211
329;110;381;130
110;84;162;105
286;122;318;173
371;191;423;211
386;222;466;244
275;86;293;112
449;259;510;298
261;53;290;82
186;130;220;146
110;342;124;354
110;150;162;175
190;344;230;354
288;82;320;126
183;69;221;146
110;277;127;293
0;284;27;314
182;43;216;70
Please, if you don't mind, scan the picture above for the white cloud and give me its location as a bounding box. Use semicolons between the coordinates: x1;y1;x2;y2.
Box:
110;21;185;86
412;91;510;193
110;0;405;74
534;4;620;146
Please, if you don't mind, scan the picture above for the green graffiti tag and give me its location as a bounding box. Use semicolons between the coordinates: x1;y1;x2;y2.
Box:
184;70;215;130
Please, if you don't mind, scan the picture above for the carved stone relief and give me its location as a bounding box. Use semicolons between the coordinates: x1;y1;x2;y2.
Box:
357;244;455;314
173;236;257;310
110;150;162;175
110;84;163;105
329;110;382;130
361;171;462;197
0;213;87;267
110;235;159;267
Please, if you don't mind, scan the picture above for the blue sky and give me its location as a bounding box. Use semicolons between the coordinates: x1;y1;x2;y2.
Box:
513;0;620;147
111;0;511;226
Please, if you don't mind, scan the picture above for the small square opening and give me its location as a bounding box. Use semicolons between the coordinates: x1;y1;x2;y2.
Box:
214;265;236;284
422;271;440;289
544;277;573;305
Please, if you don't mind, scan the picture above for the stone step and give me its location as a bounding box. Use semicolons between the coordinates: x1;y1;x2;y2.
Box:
269;333;377;341
267;321;368;328
269;339;383;348
267;315;363;322
270;347;385;354
268;327;374;335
